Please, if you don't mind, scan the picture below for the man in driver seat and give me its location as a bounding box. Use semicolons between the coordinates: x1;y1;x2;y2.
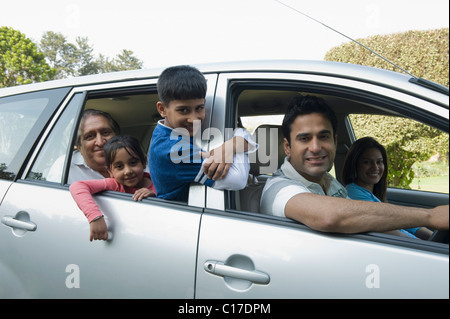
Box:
260;95;449;236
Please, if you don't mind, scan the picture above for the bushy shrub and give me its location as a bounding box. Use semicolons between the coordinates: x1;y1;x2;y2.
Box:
325;28;449;86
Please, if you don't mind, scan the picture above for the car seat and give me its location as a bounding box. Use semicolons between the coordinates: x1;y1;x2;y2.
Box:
239;124;285;212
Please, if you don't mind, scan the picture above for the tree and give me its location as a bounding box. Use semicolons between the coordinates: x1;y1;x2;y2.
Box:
39;32;100;78
113;49;143;71
75;36;99;76
39;31;78;79
39;31;143;78
96;49;143;73
0;26;54;87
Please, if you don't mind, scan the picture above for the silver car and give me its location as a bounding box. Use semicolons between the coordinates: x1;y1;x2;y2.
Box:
0;60;448;299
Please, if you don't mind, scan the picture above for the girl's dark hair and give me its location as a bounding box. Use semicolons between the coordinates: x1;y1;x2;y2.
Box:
157;65;207;105
104;135;147;168
282;95;338;145
342;137;388;202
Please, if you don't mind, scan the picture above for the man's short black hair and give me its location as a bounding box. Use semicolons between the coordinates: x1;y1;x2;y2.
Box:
282;95;338;145
157;65;207;105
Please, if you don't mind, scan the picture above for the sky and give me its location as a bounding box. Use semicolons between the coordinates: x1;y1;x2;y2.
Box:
1;0;449;69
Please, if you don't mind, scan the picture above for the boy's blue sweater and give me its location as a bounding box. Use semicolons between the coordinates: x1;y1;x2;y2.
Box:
149;122;214;201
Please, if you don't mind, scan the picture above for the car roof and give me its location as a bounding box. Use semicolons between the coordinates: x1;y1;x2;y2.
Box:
1;60;448;107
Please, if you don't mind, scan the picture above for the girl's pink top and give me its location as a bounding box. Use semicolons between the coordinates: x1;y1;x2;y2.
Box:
69;173;156;223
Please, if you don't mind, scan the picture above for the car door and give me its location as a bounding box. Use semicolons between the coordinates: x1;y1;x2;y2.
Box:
0;88;68;295
196;211;448;298
0;74;218;298
195;70;449;298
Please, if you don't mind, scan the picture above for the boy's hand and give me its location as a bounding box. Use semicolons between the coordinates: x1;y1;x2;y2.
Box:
90;217;108;242
133;188;156;201
201;141;233;180
202;136;248;180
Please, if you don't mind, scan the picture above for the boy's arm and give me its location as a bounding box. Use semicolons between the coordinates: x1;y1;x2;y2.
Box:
202;128;257;180
209;151;250;191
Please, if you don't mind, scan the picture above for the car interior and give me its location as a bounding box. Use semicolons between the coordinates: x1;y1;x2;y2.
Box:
78;86;448;230
83;90;161;155
81;88;359;212
232;88;403;213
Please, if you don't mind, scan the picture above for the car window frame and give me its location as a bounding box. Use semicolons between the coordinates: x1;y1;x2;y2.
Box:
19;74;219;211
0;87;71;182
207;71;449;253
20;79;158;185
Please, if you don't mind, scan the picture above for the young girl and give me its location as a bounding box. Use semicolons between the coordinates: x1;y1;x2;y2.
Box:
341;137;432;239
70;135;156;241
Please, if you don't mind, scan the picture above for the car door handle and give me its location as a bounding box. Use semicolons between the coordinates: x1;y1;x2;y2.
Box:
1;214;37;231
204;260;270;285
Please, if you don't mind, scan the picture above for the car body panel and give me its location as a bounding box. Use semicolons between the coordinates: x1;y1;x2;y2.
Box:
0;182;201;298
1;60;447;108
196;211;449;298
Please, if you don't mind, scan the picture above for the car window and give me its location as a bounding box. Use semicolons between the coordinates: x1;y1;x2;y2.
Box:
27;93;83;183
227;82;448;221
28;87;160;186
0;94;49;180
83;91;160;155
0;88;70;181
348;114;449;194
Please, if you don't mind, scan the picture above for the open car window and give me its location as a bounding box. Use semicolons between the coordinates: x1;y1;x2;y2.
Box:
222;80;448;247
26;86;160;185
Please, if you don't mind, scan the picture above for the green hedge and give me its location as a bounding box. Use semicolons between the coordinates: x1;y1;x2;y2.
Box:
325;28;449;87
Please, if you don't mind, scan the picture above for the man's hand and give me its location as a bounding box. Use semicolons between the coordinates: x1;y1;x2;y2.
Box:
428;205;449;230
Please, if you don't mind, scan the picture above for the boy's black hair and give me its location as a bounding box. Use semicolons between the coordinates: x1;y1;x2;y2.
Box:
157;65;207;105
282;95;338;145
104;135;147;168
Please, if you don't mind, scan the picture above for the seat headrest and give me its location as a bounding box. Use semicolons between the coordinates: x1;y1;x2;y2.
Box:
249;124;285;176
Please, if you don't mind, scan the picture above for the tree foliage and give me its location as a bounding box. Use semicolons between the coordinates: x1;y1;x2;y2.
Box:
39;31;78;79
96;49;143;73
0;26;54;87
325;28;449;188
39;31;143;79
325;28;449;86
1;27;144;86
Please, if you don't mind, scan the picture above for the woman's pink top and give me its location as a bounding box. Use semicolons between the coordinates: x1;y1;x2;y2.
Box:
69;173;156;223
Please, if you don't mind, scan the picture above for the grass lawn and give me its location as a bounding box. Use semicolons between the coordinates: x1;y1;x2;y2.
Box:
410;175;449;193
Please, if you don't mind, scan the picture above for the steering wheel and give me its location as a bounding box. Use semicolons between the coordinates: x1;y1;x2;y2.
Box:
428;230;449;244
